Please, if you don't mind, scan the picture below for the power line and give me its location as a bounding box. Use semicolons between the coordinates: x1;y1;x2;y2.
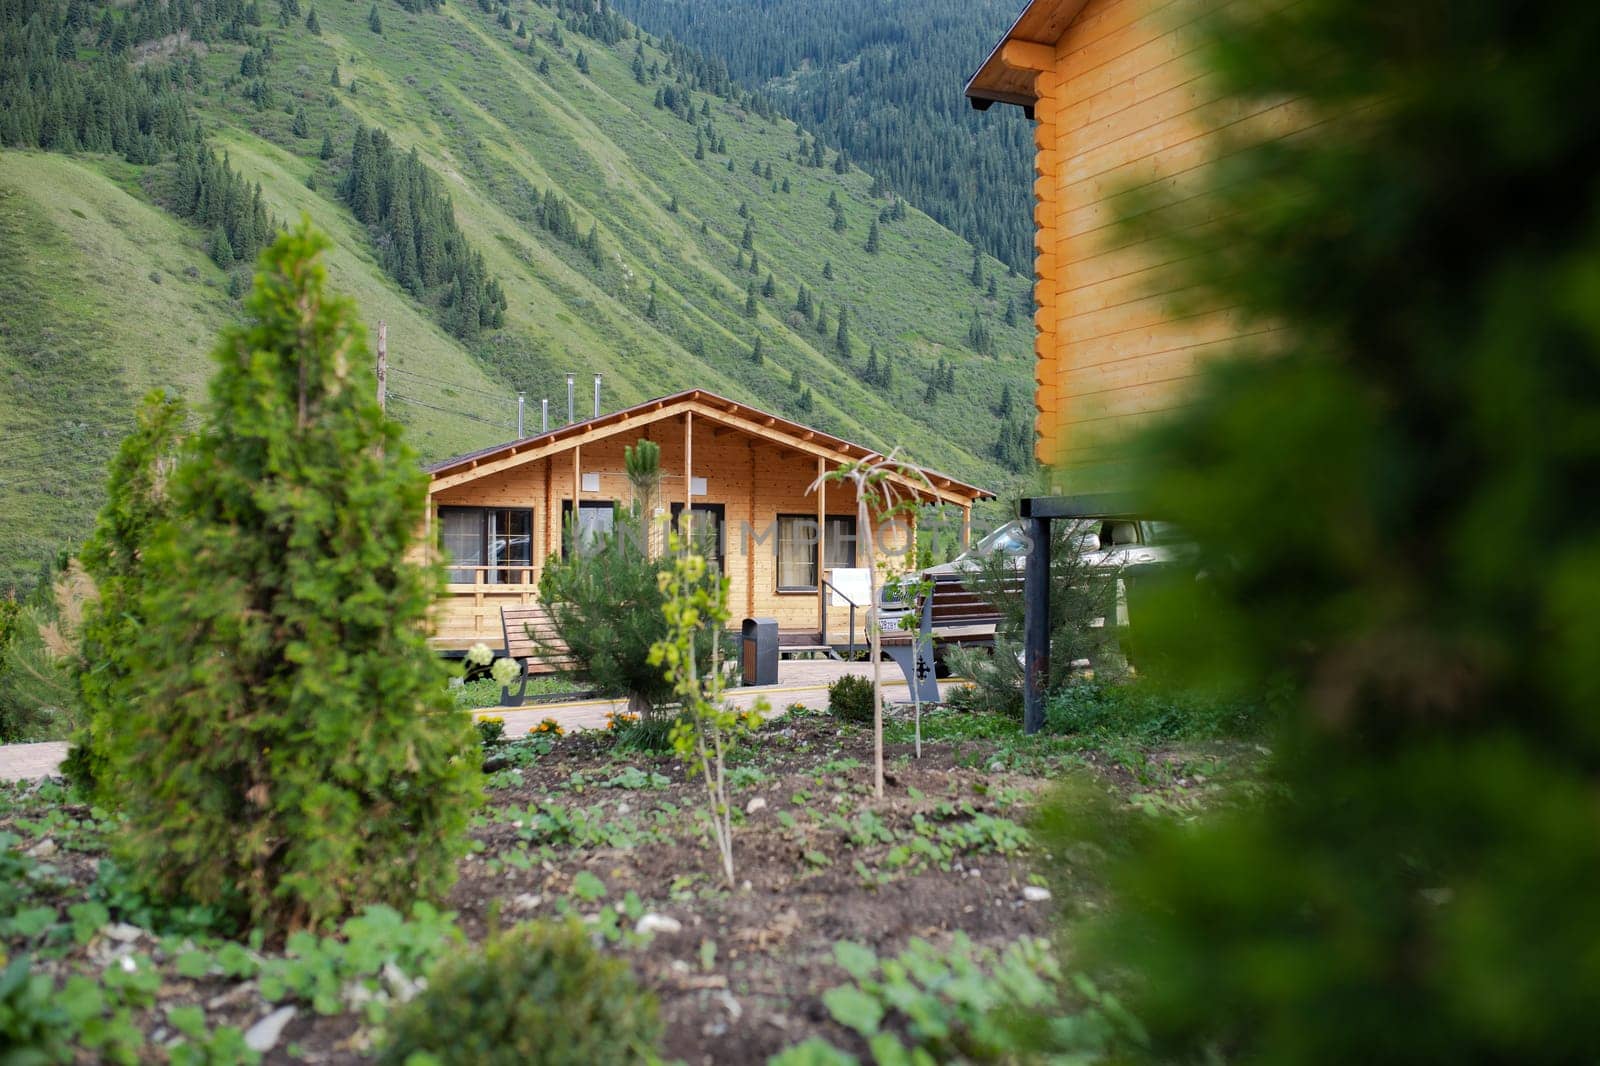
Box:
387;366;516;403
387;391;516;433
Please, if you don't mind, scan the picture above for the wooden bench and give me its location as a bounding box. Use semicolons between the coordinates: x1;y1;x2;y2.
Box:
498;605;579;707
879;572;1023;704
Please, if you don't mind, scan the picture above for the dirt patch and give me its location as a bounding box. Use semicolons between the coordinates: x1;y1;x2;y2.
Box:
4;708;1215;1063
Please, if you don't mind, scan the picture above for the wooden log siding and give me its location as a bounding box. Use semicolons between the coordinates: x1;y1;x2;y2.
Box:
969;0;1309;485
424;393;975;650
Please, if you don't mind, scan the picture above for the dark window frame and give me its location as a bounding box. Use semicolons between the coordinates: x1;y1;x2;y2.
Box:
437;505;534;584
775;513;858;593
670;502;727;574
560;499;617;557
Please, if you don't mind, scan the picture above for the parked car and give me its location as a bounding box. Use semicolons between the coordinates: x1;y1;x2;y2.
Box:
881;515;1194;633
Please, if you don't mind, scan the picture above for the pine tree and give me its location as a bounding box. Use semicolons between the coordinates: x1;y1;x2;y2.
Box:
923;378;938;405
749;335;764;363
367;3;381;32
516;19;526;37
865;219;880;254
835;306;852;360
762;273;776;298
740;219;753;250
738;201;748;218
795;286;812;317
331;65;341;87
695;136;705;160
749;250;760;274
538;56;550;76
969;247;983;287
864;346;879;385
986;275;998;299
1004;297;1018;328
997;382;1015;418
305;5;319;33
576;50;590;74
832;204;846;233
645;279;658;319
667;195;679;213
227;272;245;299
210;225;234;266
320;130;335;160
291;107;309;138
110;222;478;935
823;260;834;281
782;176;791;193
788;367;802;392
744;282;757;317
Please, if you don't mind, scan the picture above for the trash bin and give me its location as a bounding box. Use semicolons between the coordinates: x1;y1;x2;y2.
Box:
741;617;778;686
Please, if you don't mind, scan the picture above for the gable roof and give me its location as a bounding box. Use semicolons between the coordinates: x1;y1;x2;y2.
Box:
965;0;1088;112
426;388;993;506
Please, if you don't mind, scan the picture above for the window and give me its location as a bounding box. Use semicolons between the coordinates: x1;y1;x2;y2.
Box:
671;503;726;573
438;507;533;584
776;515;857;592
561;500;616;556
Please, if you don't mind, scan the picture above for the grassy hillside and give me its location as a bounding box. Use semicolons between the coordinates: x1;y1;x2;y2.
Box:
0;0;1034;590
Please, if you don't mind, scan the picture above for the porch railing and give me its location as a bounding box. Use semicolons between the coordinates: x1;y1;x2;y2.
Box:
821;575;860;659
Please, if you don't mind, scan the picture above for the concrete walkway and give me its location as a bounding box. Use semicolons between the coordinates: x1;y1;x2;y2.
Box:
0;660;953;782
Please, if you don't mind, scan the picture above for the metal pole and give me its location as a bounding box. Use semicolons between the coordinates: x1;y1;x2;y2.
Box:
1022;513;1052;735
541;398;549;432
566;373;575;424
593;374;602;418
375;321;387;412
517;392;525;436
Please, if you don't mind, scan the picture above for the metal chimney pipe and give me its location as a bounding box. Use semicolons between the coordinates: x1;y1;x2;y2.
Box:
566;373;576;424
517;392;525;437
541;398;549;432
593;374;602;418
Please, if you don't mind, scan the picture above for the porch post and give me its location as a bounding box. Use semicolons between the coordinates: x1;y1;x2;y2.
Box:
816;455;827;644
683;412;693;516
572;444;581;535
961;503;972;550
1022;513;1051;735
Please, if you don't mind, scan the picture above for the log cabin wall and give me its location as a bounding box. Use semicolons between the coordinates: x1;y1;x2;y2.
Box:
972;0;1302;486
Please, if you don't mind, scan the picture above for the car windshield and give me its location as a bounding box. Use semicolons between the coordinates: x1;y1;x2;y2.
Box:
966;521;1029;559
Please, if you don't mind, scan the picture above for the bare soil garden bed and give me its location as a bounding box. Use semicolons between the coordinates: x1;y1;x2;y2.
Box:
0;705;1247;1064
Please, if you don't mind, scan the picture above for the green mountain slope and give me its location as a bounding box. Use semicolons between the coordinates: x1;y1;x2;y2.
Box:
611;0;1036;271
0;0;1034;590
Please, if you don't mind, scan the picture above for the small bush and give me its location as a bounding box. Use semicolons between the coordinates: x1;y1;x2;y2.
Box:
378;921;660;1066
828;673;877;724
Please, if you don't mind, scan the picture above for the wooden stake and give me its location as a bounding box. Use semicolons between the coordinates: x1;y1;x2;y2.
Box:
376;321;387;412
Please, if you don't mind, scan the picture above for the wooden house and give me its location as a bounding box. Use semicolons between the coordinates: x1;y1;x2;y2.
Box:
423;388;991;655
966;0;1302;482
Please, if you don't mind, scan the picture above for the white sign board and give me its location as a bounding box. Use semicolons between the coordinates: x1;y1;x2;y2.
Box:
828;567;872;607
581;472;600;492
690;476;708;497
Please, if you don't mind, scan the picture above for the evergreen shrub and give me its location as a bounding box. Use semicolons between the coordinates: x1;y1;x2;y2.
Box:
108;221;480;937
827;672;876;724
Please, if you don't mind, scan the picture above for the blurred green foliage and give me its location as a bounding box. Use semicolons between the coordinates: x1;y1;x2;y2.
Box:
1036;0;1600;1060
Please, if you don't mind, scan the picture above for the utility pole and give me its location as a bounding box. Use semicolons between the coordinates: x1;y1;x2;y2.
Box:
517;392;525;436
376;321;387;412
